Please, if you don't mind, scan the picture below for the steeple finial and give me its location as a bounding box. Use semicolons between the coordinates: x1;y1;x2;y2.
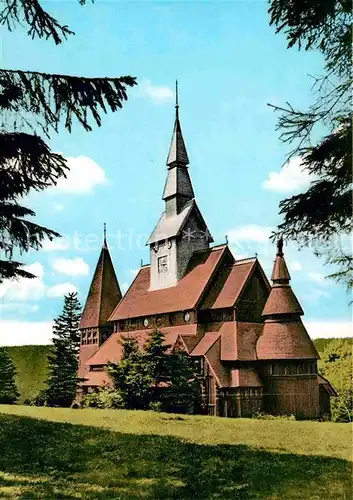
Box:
166;80;189;167
277;236;284;256
271;237;290;283
103;222;107;248
175;79;179;116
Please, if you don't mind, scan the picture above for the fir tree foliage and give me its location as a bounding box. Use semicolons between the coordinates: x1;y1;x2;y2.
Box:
0;0;136;282
0;346;19;404
108;329;202;413
44;292;82;407
268;0;352;289
108;337;152;410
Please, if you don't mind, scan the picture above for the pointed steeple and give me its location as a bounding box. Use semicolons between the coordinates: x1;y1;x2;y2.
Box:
263;238;303;316
163;81;195;215
79;232;122;329
166;81;190;167
103;222;107;249
256;240;319;360
271;237;291;283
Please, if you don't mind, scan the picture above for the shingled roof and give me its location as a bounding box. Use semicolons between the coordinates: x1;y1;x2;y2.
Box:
200;258;257;309
262;239;303;318
257;240;318;360
256;320;319;360
79;240;122;329
86;325;196;367
109;245;227;320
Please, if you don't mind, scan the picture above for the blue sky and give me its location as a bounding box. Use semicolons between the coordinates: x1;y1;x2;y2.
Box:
0;1;351;344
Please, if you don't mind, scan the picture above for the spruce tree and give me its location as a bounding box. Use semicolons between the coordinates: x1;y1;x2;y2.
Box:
109;329;202;413
144;328;172;402
108;336;151;410
0;0;136;281
45;292;82;407
0;347;19;404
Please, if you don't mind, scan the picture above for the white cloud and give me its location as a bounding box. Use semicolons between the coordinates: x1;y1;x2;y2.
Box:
304;320;352;339
47;283;78;298
53;203;64;212
0;303;39;314
52;257;89;277
304;288;331;303
42;237;70;252
0;262;46;301
0;263;78;302
0;321;53;345
308;272;328;286
227;225;273;243
290;260;302;272
263;157;315;193
53;156;107;194
140;80;173;102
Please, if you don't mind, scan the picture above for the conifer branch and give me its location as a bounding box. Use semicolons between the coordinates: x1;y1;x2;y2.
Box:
0;0;74;44
0;70;137;135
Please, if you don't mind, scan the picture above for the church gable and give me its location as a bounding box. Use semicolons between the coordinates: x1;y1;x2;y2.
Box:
109;246;226;321
236;263;270;322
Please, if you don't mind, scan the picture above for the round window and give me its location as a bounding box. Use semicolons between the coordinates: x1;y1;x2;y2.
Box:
143;318;149;328
184;312;191;323
154;242;159;253
167;239;172;249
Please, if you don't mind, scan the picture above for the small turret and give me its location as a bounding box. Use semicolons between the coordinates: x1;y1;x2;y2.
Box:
257;238;318;359
78;227;122;376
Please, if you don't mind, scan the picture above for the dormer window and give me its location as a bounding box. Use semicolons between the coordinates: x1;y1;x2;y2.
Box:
158;255;168;274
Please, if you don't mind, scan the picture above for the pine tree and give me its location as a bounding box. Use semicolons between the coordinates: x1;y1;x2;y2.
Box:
268;0;352;289
0;0;136;281
44;292;82;407
108;336;151;410
0;347;19;404
164;349;203;414
144;328;172;401
108;329;202;413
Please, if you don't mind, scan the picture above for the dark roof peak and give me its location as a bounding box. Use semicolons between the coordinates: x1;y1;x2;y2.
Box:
166;83;189;167
80;243;122;329
271;238;290;283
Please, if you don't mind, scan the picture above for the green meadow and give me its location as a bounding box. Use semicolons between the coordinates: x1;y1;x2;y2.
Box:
0;405;351;499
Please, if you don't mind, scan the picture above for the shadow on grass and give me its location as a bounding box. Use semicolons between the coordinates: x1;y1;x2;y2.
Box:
0;414;351;499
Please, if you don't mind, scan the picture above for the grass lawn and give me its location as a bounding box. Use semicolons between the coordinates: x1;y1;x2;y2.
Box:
0;406;351;499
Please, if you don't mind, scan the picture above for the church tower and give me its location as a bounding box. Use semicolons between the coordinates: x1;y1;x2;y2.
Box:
257;239;320;418
147;82;213;290
257;238;319;360
78;228;122;376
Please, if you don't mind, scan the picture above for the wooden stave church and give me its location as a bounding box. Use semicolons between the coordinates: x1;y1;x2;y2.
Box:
78;97;336;419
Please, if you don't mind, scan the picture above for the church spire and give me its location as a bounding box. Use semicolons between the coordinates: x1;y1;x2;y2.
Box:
79;234;122;330
166;81;189;167
103;222;107;249
263;239;302;316
163;81;194;214
257;238;319;360
271;237;291;284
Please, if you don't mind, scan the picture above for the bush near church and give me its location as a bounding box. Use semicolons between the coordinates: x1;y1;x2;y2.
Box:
82;329;203;414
